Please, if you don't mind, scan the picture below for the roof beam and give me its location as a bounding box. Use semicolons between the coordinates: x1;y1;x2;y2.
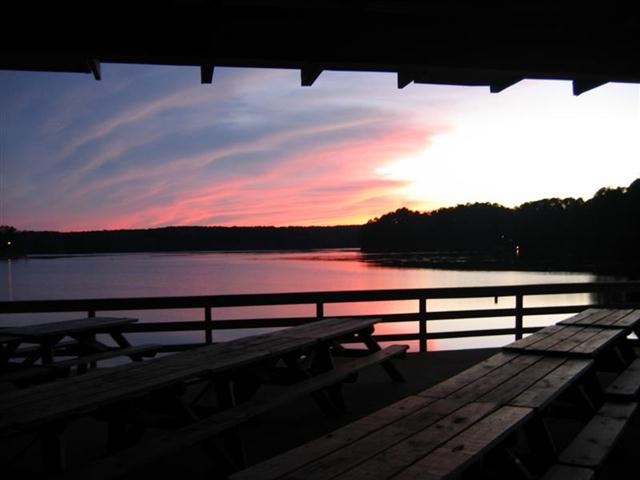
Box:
200;63;215;84
489;77;522;93
301;66;322;86
88;59;101;80
572;78;607;96
397;72;414;89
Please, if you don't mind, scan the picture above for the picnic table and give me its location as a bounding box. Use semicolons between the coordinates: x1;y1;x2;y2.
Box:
231;308;640;480
0;317;141;366
0;317;407;476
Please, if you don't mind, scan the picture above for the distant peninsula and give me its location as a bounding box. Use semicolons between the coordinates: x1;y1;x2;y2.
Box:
361;178;640;275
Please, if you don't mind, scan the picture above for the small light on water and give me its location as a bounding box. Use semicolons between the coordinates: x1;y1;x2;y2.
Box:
515;245;520;257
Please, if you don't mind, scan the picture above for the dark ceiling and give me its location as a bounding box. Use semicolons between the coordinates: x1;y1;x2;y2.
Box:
2;1;639;95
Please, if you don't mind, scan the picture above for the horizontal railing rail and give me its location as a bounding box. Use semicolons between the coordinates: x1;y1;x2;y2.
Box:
1;281;639;352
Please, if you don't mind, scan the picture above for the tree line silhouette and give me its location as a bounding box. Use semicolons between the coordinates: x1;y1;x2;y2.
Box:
2;179;638;274
360;179;640;273
0;226;360;257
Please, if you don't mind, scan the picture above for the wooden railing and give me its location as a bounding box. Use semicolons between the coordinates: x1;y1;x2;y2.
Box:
1;281;639;352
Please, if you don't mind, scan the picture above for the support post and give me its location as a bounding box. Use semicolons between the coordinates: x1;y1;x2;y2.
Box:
515;293;524;340
205;306;213;344
88;310;96;318
316;302;324;320
419;297;427;353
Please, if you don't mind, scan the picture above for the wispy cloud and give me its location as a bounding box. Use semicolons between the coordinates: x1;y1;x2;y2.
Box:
3;67;638;231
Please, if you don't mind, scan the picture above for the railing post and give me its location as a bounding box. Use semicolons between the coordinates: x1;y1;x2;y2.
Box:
316;302;324;320
88;310;96;318
205;306;213;344
419;297;427;353
515;293;524;340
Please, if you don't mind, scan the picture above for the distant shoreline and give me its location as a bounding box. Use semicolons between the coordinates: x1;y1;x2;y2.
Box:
5;248;635;278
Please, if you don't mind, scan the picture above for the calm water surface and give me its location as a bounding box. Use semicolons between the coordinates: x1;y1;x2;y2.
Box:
0;250;610;350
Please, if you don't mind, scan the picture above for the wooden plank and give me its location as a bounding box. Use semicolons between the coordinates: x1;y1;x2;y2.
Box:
418;352;517;399
613;309;640;329
392;406;533;480
478;356;565;405
540;465;595;480
570;328;626;356
522;326;590;353
280;317;379;342
446;354;543;404
0;317;137;338
503;325;564;351
605;358;640;399
231;395;434;480
557;309;610;326
549;327;604;354
593;309;633;327
511;359;594;409
558;309;634;328
559;402;638;469
331;402;500;480
251;397;466;480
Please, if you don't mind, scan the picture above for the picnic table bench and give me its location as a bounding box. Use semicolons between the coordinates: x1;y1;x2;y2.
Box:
0;317;407;477
230;308;640;480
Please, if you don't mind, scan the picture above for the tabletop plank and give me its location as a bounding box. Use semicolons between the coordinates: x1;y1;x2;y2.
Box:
613;309;640;329
418;352;518;399
331;402;500;480
503;324;627;358
392;406;533;480
510;358;593;409
278;317;379;341
558;309;640;330
0;317;138;339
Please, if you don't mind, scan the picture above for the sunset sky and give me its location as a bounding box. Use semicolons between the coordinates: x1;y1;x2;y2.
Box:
1;65;638;231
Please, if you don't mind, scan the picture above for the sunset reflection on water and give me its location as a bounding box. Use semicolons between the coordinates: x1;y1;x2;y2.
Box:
0;250;607;351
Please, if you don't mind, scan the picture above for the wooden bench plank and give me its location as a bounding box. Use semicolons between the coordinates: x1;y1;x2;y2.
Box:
605;358;640;399
540;465;595;480
0;365;56;386
391;406;533;480
54;345;409;480
558;402;638;469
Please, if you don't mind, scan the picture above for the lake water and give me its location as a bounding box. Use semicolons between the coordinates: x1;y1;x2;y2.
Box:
0;250;612;350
